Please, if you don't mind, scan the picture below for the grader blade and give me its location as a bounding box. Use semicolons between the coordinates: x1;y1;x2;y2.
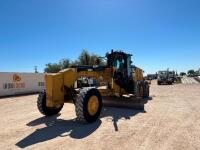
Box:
102;96;148;110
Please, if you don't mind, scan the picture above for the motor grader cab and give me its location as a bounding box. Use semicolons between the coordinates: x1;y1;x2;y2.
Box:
37;50;149;123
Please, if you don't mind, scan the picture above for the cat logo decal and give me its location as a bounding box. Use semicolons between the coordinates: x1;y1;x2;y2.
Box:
13;74;21;82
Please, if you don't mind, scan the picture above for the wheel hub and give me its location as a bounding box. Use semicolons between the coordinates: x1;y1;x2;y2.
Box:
87;96;99;116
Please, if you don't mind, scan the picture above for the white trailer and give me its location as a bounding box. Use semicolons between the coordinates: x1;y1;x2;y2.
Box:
0;72;45;96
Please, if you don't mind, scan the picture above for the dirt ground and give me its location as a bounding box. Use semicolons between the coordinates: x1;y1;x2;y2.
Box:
0;81;200;150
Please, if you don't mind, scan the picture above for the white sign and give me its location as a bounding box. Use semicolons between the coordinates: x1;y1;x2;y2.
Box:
0;72;45;96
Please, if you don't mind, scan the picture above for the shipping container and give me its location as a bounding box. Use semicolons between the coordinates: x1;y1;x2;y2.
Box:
0;72;45;96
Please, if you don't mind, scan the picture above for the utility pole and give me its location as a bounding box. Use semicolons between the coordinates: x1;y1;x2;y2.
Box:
34;66;38;73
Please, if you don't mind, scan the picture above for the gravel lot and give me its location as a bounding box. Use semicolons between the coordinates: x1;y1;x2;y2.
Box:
0;81;200;150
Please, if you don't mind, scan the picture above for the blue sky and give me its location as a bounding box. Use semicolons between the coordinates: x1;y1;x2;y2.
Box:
0;0;199;74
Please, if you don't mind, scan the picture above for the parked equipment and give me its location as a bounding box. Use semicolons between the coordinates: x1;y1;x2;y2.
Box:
37;50;150;123
147;74;157;80
157;70;175;85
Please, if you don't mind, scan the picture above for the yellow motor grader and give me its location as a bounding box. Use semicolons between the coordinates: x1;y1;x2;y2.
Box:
37;50;149;123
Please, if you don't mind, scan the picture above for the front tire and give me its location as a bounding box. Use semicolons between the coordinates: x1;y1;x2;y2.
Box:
37;91;63;116
75;88;102;123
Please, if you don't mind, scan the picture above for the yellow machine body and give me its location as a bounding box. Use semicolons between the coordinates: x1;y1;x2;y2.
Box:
37;51;149;124
45;66;145;108
45;69;77;107
134;67;144;81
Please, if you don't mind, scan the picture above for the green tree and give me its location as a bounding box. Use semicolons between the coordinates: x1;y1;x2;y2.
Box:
180;72;186;76
59;59;71;69
90;54;105;66
78;49;105;66
44;59;71;73
44;49;106;73
44;63;62;73
70;60;79;66
78;49;90;65
188;70;195;76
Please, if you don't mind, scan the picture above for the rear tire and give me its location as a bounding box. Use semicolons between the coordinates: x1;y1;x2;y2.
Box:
143;81;149;98
37;91;63;116
75;88;102;123
135;81;144;98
